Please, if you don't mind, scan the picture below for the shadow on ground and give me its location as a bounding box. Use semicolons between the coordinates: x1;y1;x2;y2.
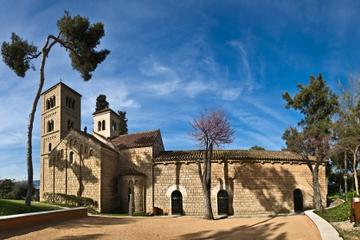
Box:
0;216;136;239
180;217;287;240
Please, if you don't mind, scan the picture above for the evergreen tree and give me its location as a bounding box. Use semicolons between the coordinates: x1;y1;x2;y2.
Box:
250;145;265;150
117;111;128;134
1;11;110;206
282;74;339;210
95;94;109;111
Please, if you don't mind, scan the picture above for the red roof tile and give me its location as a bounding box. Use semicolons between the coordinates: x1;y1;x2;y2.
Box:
155;150;315;162
111;130;161;150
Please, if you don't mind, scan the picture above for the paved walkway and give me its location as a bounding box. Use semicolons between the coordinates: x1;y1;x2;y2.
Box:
1;214;321;240
305;210;343;240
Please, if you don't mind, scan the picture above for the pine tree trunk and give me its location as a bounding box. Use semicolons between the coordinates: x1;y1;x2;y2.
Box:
25;49;47;206
312;164;322;210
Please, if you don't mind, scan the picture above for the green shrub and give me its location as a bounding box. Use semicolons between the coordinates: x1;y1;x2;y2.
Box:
43;192;98;212
0;179;15;198
315;201;351;222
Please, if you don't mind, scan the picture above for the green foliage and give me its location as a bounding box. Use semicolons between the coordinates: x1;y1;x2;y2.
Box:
1;11;110;81
315;201;351;222
95;94;109;111
282;127;301;152
0;179;37;200
57;11;110;80
1;33;38;77
250;145;265;150
43;192;98;210
0;199;60;216
117;110;128;134
12;181;28;200
282;74;339;158
0;179;15;198
283;74;338;129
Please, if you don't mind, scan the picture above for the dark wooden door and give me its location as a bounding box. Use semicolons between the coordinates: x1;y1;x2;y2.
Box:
217;190;229;215
294;189;303;212
171;191;182;215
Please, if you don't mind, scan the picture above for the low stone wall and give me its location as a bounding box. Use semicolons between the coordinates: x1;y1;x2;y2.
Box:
0;207;87;232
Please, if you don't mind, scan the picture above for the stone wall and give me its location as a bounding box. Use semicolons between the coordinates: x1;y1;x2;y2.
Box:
153;160;326;216
118;147;154;213
100;148;119;212
40;133;104;212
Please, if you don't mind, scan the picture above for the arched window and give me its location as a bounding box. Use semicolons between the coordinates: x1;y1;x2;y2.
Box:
52;96;56;107
46;100;50;110
69;151;74;164
98;121;101;131
102;120;106;130
47;121;53;132
293;189;303;212
71;99;75;109
48;143;52;152
171;190;183;215
217;190;229;216
67;120;73;130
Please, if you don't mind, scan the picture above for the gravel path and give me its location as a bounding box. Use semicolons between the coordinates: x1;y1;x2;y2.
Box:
1;214;321;240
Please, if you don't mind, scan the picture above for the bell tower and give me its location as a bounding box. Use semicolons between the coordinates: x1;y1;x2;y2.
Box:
40;82;81;156
93;108;122;139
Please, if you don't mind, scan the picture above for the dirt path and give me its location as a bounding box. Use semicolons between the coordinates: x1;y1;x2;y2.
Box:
1;214;321;240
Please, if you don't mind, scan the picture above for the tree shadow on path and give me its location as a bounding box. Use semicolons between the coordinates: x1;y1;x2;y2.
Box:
180;218;287;240
0;216;136;239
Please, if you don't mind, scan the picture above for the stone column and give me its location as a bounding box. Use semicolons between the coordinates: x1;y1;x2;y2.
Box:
134;179;144;212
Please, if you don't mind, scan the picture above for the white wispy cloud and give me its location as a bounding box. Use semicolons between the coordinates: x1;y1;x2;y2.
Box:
185;80;214;97
228;40;254;92
139;58;181;95
240;128;281;150
220;88;243;101
242;97;290;126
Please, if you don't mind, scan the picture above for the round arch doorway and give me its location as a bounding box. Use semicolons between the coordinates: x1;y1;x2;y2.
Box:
171;190;183;215
217;190;229;216
293;189;304;212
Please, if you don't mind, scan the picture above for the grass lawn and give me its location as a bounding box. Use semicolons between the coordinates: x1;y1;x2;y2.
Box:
315;201;351;222
0;199;60;216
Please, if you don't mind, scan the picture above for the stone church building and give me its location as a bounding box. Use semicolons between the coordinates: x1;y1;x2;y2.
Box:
40;82;327;216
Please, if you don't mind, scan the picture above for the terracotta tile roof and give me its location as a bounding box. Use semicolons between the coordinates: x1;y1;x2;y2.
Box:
155;150;315;162
111;130;161;150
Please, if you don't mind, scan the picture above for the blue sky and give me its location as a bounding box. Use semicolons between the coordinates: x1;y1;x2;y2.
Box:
0;0;359;180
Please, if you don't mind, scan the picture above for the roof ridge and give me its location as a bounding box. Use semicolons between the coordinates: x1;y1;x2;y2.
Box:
161;149;294;153
116;129;160;138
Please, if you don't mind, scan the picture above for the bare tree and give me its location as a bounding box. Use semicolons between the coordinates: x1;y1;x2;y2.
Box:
191;109;234;219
